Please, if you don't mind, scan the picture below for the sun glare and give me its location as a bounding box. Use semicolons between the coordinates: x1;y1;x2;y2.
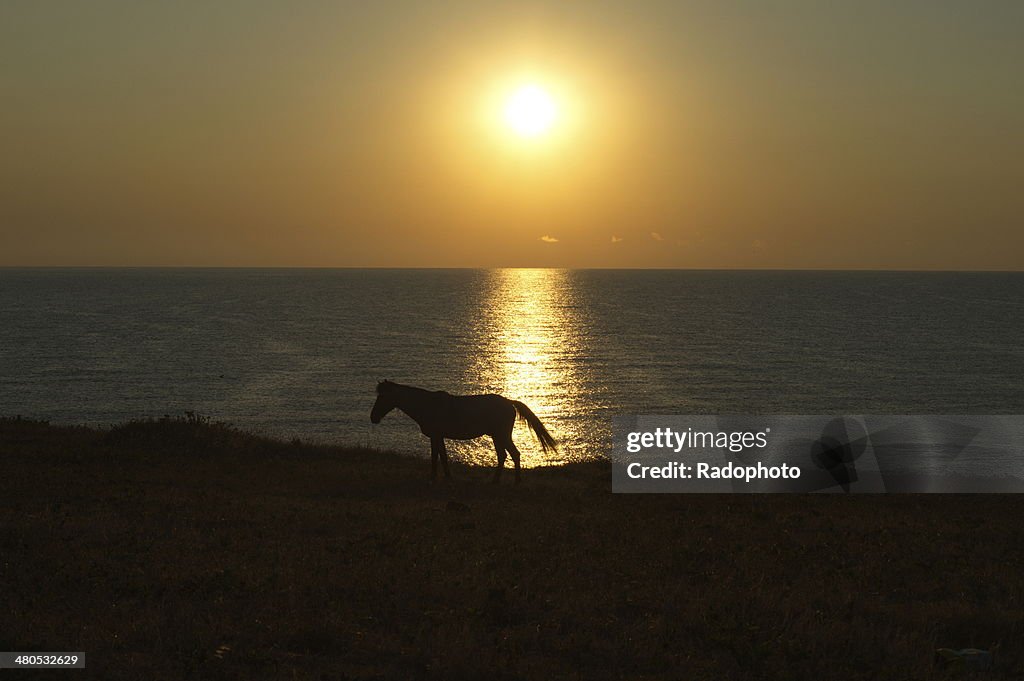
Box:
504;84;557;138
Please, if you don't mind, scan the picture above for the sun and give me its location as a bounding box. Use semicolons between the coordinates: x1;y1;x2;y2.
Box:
504;84;557;138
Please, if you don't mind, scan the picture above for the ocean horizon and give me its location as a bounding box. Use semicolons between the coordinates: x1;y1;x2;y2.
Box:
3;267;1023;467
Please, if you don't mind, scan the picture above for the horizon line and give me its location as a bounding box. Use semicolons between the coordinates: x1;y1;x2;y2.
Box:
1;265;1022;274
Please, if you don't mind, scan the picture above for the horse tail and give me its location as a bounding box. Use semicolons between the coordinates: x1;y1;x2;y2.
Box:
511;400;558;454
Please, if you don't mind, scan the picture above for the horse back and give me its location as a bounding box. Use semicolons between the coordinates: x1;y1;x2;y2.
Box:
439;393;515;439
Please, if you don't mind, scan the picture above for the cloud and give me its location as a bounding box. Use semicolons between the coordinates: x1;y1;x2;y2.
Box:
539;235;559;243
650;232;664;241
611;235;623;243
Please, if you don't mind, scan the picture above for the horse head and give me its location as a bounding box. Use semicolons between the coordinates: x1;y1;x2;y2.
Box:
370;380;398;423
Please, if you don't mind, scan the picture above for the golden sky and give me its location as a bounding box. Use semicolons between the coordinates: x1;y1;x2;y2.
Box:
2;1;1022;269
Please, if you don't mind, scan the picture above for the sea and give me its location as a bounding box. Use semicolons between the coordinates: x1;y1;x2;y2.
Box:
2;268;1022;467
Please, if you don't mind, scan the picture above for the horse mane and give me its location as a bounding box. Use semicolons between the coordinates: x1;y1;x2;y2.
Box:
376;380;434;397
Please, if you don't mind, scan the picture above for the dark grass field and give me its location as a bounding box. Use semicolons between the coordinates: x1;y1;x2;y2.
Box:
2;416;1023;680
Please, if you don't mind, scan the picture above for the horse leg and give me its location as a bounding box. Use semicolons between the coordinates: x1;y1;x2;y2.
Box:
430;437;441;480
439;438;451;480
492;437;507;483
507;440;523;485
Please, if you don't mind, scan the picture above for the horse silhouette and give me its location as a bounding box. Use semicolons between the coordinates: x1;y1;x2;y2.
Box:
370;380;557;483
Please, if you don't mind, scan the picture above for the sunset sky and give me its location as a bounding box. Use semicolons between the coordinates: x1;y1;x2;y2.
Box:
2;1;1022;269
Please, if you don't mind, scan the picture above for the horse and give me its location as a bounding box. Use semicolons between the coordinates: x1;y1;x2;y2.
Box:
369;380;557;483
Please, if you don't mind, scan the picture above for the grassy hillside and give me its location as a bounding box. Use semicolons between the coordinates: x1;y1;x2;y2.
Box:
2;415;1022;679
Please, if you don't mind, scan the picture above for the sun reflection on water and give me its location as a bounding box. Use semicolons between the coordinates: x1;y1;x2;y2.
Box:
461;268;593;467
